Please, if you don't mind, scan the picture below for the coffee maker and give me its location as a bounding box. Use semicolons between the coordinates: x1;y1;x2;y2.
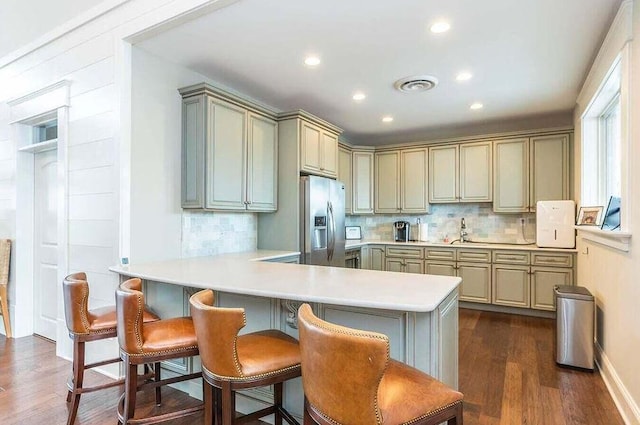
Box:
393;221;410;242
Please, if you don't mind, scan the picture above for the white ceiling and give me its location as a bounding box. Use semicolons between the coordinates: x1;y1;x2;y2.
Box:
137;0;621;145
2;1;622;145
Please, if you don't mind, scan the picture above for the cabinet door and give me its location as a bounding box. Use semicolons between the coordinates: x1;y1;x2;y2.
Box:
405;259;424;274
492;264;530;308
206;98;247;210
386;258;404;273
425;261;456;276
493;138;529;212
369;246;386;271
300;122;322;174
529;134;570;211
247;113;277;211
375;151;401;213
321;131;338;177
531;267;573;311
429;145;459;203
181;95;205;208
401;148;429;213
460;142;492;202
458;263;491;303
338;146;353;214
352;151;374;214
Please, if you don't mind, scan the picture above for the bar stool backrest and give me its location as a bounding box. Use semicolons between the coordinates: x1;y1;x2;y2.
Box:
62;272;92;335
189;289;247;378
297;303;390;425
115;278;146;355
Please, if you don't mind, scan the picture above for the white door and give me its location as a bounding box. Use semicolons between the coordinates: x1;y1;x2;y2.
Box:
33;149;58;340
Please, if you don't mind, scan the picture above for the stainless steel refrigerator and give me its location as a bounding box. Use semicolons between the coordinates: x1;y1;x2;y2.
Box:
299;175;345;267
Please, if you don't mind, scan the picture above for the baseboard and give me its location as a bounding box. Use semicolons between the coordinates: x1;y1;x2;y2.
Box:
596;342;640;425
459;301;555;318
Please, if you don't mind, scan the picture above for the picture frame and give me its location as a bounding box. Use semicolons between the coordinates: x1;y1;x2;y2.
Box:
576;206;603;226
345;226;362;240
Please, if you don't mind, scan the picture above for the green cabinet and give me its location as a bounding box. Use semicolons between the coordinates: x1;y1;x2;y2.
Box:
338;145;352;214
300;121;338;178
429;142;492;203
339;146;374;215
375;148;428;213
493;134;570;212
179;84;278;212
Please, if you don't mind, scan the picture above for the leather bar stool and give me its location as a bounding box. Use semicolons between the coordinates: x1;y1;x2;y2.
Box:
189;289;301;425
63;272;160;425
297;304;464;425
116;278;204;424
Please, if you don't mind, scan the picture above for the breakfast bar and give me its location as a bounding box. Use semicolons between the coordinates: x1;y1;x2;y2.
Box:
109;250;461;420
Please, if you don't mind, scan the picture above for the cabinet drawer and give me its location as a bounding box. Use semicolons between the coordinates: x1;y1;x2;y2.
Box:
492;251;530;265
457;249;491;263
385;246;424;259
425;248;456;261
531;252;573;268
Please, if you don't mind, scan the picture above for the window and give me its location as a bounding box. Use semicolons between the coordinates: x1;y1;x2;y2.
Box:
581;57;624;230
600;94;621;201
33;119;58;144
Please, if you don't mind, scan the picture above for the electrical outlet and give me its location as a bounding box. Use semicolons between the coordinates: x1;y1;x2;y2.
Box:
519;218;525;225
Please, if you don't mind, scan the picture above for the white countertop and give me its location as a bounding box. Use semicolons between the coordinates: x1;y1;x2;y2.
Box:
109;250;461;313
345;239;577;252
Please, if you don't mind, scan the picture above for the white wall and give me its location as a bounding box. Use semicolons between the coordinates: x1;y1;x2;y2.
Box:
0;0;240;353
130;47;194;263
574;2;640;423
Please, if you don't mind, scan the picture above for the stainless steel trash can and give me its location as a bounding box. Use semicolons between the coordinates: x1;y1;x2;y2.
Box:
555;285;594;370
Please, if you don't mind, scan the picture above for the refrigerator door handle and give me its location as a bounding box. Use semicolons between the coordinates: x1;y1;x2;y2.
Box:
327;201;336;262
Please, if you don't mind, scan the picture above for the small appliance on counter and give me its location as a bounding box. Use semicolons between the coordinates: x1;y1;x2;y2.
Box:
536;200;576;248
393;221;410;242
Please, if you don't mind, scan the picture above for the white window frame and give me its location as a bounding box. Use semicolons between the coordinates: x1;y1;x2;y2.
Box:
578;46;631;251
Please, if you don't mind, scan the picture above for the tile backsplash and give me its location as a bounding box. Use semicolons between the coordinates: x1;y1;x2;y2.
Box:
181;211;257;257
345;203;537;243
181;204;535;258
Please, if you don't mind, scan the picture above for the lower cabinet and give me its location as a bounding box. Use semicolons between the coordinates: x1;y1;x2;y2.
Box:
425;260;491;304
492;264;574;310
368;244;573;312
531;266;573;310
385;246;424;274
492;264;530;308
458;263;492;304
363;245;386;271
386;258;424;274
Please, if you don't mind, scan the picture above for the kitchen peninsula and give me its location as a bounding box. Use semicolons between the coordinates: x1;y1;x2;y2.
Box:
110;250;461;420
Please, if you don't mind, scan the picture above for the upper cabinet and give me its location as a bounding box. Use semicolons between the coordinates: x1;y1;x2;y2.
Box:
493;134;570;213
352;150;374;214
429;141;492;203
529;134;570;209
179;83;278;212
375;148;428;214
300;121;339;178
338;145;353;214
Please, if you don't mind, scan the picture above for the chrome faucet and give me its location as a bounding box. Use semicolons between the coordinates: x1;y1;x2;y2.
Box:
460;218;468;243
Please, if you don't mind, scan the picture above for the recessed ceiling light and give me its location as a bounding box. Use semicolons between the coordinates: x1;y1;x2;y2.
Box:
382;116;394;123
430;21;450;33
304;56;321;67
456;72;473;82
352;92;366;101
470;102;483;110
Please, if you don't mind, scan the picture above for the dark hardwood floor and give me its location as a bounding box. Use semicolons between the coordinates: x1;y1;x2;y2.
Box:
459;309;624;424
0;309;625;424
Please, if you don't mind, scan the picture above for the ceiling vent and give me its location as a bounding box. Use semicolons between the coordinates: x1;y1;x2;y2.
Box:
394;75;439;93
